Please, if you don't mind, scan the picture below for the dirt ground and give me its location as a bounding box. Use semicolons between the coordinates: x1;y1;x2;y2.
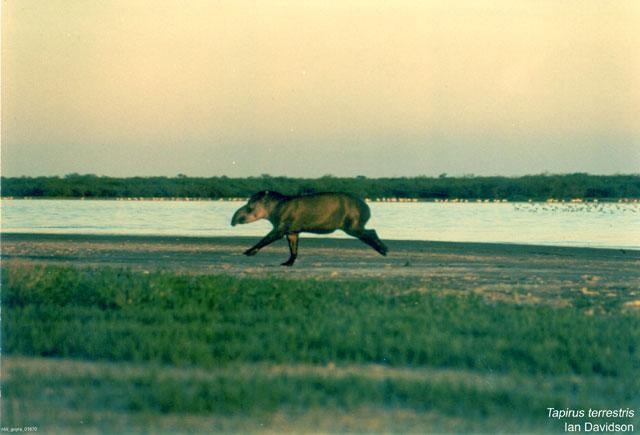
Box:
3;233;639;305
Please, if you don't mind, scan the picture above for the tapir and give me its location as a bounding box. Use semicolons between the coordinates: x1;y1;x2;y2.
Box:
231;191;388;266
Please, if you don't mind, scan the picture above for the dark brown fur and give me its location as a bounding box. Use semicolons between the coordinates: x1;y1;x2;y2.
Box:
231;191;388;266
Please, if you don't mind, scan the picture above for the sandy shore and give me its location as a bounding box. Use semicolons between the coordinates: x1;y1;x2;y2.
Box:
2;233;638;298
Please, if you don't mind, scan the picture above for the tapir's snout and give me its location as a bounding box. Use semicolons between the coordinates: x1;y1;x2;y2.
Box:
231;199;270;226
231;207;248;226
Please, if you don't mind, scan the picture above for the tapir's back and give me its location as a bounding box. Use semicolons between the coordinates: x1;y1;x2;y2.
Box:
278;192;370;233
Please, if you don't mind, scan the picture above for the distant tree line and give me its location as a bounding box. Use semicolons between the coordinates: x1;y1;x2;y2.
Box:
1;173;639;201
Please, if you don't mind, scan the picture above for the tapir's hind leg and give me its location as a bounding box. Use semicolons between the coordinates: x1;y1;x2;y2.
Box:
281;232;299;266
346;229;388;256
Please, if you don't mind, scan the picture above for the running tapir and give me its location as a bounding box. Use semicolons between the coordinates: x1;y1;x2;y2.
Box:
231;191;388;266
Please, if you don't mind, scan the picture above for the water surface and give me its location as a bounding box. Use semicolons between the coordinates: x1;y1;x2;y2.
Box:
1;199;638;250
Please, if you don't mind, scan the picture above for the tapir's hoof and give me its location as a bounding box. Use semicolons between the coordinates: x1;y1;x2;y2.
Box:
244;249;258;256
281;259;295;266
379;246;388;256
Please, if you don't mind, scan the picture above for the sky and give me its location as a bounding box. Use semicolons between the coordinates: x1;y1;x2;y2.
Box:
2;0;639;178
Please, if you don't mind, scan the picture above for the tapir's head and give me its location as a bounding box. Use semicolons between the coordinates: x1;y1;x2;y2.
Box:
231;191;283;226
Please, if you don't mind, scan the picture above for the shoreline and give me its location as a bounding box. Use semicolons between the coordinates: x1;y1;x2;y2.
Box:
3;196;638;203
2;231;637;254
2;232;638;283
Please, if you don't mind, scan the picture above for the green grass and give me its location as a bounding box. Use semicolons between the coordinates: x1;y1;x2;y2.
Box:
2;264;639;433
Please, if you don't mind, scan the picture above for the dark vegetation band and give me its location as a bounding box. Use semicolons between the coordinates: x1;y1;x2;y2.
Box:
2;173;639;201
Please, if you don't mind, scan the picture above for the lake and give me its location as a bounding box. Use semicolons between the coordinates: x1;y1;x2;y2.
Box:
1;199;638;250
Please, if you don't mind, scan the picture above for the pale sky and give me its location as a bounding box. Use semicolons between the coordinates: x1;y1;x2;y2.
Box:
2;0;639;177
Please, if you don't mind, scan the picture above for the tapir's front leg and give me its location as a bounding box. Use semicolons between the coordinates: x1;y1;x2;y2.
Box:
244;229;284;256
